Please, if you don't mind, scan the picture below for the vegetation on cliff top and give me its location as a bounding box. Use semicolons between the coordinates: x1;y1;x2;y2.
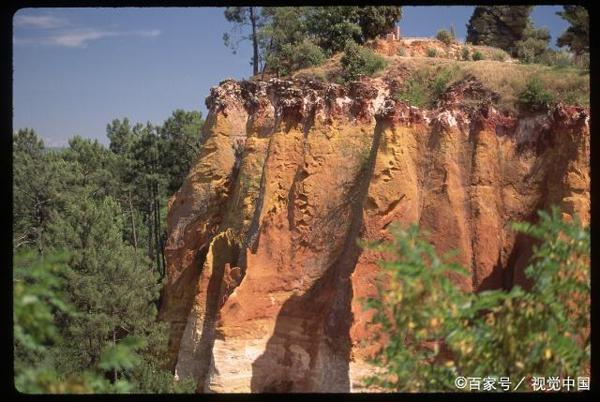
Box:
294;51;589;113
222;6;588;81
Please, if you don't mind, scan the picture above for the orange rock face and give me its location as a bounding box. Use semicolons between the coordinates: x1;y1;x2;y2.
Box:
157;77;590;392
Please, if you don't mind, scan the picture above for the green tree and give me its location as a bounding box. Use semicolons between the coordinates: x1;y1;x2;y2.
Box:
159;110;203;194
304;6;402;54
12;129;63;254
466;6;533;56
14;250;121;393
515;26;551;63
259;7;308;72
340;40;387;82
223;7;265;75
356;6;402;40
13;128;194;393
48;195;166;383
366;207;590;391
556;6;589;55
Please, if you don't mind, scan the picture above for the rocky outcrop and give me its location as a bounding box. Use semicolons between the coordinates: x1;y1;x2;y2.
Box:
157;76;589;392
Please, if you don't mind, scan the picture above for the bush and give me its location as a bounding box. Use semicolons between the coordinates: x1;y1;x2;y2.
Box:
516;36;550;64
365;207;590;391
472;50;484;61
397;47;407;57
491;50;507;61
518;76;555;110
341;41;387;82
393;79;428;108
267;38;326;76
536;49;573;68
393;65;460;108
436;29;454;46
431;65;460;98
460;47;470;61
426;47;438;57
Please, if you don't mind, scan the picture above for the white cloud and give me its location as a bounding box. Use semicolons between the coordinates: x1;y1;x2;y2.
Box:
14;28;161;48
14;13;67;29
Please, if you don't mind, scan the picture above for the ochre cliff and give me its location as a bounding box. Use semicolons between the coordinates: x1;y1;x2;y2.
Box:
157;75;589;392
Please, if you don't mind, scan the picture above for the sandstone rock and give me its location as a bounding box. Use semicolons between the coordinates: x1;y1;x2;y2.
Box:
159;76;589;392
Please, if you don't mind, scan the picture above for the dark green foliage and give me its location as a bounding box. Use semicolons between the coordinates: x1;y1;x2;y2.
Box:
230;6;402;76
436;29;454;46
340;40;387;82
159;110;203;194
356;6;403;40
13;111;203;393
304;6;401;53
12;129;70;254
518;76;555;111
556;6;589;55
466;6;533;56
365;207;590;391
303;7;363;54
472;50;484;61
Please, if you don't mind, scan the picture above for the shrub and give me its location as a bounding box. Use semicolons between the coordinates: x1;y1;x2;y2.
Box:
267;38;326;76
460;47;470;61
536;49;573;68
393;79;428;108
397;47;407;57
365;207;590;391
518;76;555;110
436;29;454;46
341;41;387;82
426;47;438;57
516;36;550;64
393;65;460;108
431;65;460;99
491;50;507;61
472;50;484;61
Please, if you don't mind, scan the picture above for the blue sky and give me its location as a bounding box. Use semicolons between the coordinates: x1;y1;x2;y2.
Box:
13;6;569;147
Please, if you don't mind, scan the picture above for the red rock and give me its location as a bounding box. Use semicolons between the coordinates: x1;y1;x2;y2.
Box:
159;76;590;392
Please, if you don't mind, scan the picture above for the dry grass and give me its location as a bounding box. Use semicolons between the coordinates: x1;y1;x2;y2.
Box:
294;52;589;112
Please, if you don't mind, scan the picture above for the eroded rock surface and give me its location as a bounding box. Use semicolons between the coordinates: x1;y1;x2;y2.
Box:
158;76;589;392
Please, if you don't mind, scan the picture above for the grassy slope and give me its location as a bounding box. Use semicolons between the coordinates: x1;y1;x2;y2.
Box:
293;53;589;113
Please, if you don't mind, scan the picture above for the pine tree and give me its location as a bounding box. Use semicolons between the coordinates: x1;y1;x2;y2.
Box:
13;129;63;254
159;110;203;194
466;6;533;56
556;6;589;55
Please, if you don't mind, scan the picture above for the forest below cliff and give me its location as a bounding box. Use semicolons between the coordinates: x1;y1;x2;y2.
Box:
13;111;202;392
